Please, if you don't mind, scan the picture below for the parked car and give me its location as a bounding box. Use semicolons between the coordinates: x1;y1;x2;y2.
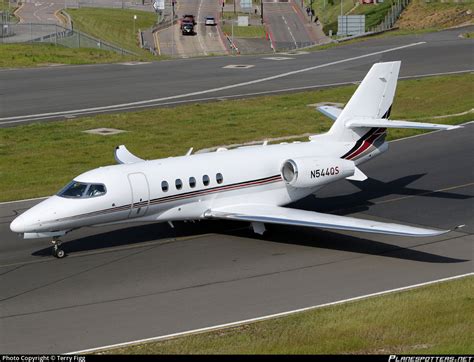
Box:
205;16;216;26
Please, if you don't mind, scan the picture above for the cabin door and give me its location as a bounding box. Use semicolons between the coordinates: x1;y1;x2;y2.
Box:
128;172;150;218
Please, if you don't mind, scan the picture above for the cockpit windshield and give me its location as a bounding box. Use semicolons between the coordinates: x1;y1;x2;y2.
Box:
58;181;107;198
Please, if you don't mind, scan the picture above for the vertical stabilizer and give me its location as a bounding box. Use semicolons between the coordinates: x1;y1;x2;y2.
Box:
328;61;401;141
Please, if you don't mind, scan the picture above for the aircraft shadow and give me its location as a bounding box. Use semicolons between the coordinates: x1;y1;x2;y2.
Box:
226;225;467;264
291;174;472;215
31;219;467;264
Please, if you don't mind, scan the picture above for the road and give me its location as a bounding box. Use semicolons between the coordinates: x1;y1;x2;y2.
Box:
0;123;472;353
264;0;315;50
0;26;472;126
156;0;227;57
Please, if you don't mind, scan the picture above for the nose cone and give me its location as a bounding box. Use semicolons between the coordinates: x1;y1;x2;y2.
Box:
10;214;27;233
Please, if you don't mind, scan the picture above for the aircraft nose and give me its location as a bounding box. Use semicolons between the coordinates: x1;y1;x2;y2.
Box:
10;214;27;233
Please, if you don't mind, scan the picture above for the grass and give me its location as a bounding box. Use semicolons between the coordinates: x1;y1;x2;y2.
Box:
350;0;396;31
66;8;157;57
463;31;474;38
0;43;148;68
222;24;266;38
397;0;474;30
0;73;472;201
310;0;360;35
101;276;474;354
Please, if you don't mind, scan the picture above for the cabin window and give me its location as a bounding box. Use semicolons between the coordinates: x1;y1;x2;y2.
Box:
175;179;183;190
161;181;169;192
203;175;210;186
189;177;196;188
216;173;223;184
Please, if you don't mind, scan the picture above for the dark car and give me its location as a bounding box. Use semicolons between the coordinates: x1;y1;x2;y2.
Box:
181;20;194;35
183;14;196;25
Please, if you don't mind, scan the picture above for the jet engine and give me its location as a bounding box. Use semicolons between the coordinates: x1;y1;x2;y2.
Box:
281;157;355;188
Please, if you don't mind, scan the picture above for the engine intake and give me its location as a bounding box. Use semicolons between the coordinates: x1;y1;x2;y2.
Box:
281;157;355;188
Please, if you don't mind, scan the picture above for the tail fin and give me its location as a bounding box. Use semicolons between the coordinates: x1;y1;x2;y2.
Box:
328;61;400;142
326;61;461;142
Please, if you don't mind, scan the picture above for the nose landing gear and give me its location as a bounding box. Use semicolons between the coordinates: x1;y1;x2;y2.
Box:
51;237;66;258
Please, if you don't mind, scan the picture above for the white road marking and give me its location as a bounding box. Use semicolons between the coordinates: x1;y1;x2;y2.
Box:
0;42;427;124
196;0;208;55
67;272;473;354
1;69;471;126
223;64;255;69
282;15;297;47
262;57;295;60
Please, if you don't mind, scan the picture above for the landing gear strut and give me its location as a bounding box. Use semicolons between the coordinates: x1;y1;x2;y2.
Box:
51;237;66;258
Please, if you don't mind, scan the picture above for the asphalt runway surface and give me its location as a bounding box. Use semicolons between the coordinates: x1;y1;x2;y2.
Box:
1;26;473;125
0;123;472;353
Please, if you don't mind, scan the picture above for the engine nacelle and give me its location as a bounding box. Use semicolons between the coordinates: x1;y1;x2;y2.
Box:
281;157;355;188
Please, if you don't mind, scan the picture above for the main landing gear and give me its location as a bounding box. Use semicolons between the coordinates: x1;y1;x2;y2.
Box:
51;237;66;258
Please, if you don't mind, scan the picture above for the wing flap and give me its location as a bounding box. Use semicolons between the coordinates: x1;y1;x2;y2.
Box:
208;204;449;237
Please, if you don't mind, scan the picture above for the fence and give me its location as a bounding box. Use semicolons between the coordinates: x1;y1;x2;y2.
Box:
0;22;138;55
368;0;411;33
63;0;154;11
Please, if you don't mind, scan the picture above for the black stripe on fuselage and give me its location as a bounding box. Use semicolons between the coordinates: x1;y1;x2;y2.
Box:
340;127;379;159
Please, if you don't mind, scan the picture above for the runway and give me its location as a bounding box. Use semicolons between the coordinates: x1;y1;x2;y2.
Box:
0;26;473;125
0;124;472;353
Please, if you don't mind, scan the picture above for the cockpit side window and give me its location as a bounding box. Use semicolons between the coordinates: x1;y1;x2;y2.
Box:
86;184;107;197
58;181;107;198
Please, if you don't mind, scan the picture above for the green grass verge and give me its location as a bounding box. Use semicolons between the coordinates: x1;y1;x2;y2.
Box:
0;74;472;201
350;0;396;31
222;24;265;38
310;0;360;35
101;276;474;354
0;43;148;68
66;8;157;57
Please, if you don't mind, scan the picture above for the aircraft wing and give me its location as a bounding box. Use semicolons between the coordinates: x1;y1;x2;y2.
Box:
317;106;342;121
346;118;461;131
207;204;449;237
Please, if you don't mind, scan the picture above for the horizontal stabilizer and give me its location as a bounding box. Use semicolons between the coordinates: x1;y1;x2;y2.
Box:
206;204;449;237
346;166;367;181
114;145;145;164
317;106;342;121
346;118;462;131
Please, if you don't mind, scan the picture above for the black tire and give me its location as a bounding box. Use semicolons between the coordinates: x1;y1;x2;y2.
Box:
55;249;66;259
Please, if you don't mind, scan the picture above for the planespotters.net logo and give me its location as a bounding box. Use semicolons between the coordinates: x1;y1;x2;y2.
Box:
389;356;473;362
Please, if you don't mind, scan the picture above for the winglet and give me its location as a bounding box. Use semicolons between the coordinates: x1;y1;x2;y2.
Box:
114;145;145;164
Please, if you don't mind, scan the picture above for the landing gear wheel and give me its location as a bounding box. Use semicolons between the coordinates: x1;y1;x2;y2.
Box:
54;248;66;259
51;238;66;258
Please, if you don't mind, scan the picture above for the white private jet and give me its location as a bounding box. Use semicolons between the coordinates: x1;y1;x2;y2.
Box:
10;61;461;258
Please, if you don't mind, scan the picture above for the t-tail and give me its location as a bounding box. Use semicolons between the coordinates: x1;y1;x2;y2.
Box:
325;61;461;145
